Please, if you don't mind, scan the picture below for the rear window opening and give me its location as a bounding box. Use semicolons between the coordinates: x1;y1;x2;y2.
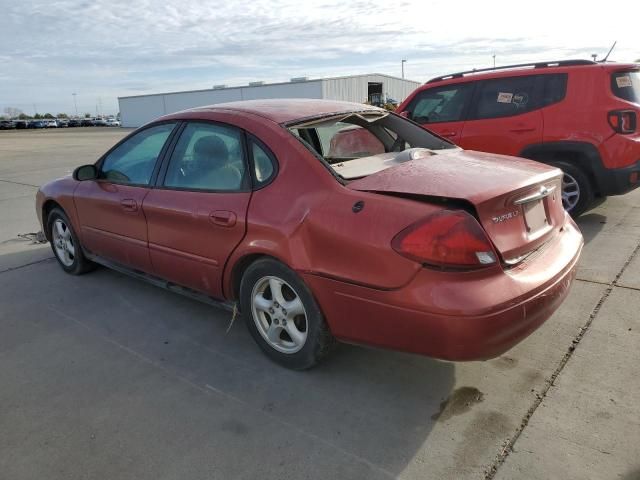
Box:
287;112;455;180
611;71;640;104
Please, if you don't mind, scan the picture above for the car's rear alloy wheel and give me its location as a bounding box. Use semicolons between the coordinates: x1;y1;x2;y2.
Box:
240;258;335;369
251;276;308;354
47;207;95;275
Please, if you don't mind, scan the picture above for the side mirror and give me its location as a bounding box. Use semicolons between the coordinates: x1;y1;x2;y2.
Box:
398;110;410;118
73;164;98;181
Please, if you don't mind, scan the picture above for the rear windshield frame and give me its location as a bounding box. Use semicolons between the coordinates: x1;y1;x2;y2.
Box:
284;110;457;183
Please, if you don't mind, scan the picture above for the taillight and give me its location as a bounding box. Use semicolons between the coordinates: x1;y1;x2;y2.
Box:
608;110;637;134
392;210;497;269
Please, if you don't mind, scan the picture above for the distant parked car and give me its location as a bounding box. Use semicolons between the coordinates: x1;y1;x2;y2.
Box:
93;118;108;126
68;119;81;127
36;99;583;369
0;120;15;129
57;119;69;127
105;118;120;127
396;59;640;216
44;120;58;128
31;120;47;129
14;120;29;129
80;119;94;127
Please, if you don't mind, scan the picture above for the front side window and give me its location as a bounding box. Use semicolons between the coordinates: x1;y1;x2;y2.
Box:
164;122;247;191
408;84;474;124
100;123;176;185
472;75;540;119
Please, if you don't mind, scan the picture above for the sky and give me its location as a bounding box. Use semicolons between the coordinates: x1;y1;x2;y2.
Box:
1;0;638;116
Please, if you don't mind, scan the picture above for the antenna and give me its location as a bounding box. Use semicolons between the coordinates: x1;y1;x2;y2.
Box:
601;41;617;62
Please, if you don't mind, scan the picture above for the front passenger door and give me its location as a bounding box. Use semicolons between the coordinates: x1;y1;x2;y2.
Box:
74;122;177;272
405;83;474;144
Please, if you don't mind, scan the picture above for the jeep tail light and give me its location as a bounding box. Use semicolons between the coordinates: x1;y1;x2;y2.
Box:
392;210;497;269
608;110;637;134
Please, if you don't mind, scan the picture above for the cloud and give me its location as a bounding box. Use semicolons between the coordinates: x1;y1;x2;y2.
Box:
0;0;637;115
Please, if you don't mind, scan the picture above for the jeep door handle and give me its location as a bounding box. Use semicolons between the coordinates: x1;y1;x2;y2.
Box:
440;131;457;138
120;198;138;212
509;127;536;133
209;210;237;227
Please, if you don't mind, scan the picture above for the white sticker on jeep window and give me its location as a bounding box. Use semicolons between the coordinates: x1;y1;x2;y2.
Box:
512;93;529;108
616;75;632;88
497;92;513;103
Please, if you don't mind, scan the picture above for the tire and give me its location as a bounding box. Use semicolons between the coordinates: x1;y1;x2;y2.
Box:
47;207;95;275
548;160;594;217
239;258;335;370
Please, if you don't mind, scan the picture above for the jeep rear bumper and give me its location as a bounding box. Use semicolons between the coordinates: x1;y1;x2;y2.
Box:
596;159;640;196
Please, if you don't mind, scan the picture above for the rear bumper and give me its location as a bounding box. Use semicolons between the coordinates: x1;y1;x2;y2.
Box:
595;159;640;196
304;219;583;361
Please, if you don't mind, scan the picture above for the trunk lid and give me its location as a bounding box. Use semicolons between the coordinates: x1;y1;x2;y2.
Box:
347;149;565;263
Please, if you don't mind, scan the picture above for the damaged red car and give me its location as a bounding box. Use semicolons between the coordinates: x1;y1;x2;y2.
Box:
36;99;583;369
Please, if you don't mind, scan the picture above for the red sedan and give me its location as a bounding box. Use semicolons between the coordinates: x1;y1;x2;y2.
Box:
36;99;583;369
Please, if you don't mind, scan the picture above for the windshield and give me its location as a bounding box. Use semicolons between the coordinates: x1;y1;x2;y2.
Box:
611;71;640;104
288;111;455;180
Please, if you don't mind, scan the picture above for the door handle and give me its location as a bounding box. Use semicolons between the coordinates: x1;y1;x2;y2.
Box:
209;210;237;227
509;127;536;133
120;198;138;212
440;131;457;137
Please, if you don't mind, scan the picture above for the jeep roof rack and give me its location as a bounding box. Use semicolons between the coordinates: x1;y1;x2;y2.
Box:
426;59;597;84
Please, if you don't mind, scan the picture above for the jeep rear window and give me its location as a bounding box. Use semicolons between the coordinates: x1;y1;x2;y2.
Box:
611;71;640;104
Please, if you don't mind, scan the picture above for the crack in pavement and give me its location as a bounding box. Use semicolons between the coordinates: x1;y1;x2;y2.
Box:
484;240;640;479
0;256;54;274
0;178;40;188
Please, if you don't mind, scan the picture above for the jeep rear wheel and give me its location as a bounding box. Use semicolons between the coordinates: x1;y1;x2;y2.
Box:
549;161;594;217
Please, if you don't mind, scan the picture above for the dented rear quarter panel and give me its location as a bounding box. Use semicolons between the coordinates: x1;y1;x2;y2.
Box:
212;109;434;296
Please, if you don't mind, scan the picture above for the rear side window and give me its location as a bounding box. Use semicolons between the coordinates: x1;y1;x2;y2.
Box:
542;74;568;106
249;137;277;186
164;122;247;191
611;71;640;104
408;83;474;124
472;75;540;119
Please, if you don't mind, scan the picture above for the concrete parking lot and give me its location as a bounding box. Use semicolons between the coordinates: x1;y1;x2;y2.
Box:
1;128;639;480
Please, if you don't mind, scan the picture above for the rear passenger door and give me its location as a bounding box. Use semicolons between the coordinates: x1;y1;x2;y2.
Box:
142;122;273;298
460;75;543;156
404;83;474;144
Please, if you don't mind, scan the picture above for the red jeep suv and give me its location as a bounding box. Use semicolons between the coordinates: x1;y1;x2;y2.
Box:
397;60;640;216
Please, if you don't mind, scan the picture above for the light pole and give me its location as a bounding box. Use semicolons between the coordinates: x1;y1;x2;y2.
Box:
492;54;496;68
72;93;78;117
401;59;407;79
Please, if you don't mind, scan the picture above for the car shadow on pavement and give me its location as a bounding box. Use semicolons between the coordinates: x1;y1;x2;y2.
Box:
1;259;455;478
621;468;640;480
575;212;606;244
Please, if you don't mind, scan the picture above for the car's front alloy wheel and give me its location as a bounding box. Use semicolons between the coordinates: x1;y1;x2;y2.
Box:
47;207;95;275
52;218;76;267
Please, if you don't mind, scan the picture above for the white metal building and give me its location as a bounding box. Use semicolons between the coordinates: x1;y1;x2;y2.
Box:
118;73;421;127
